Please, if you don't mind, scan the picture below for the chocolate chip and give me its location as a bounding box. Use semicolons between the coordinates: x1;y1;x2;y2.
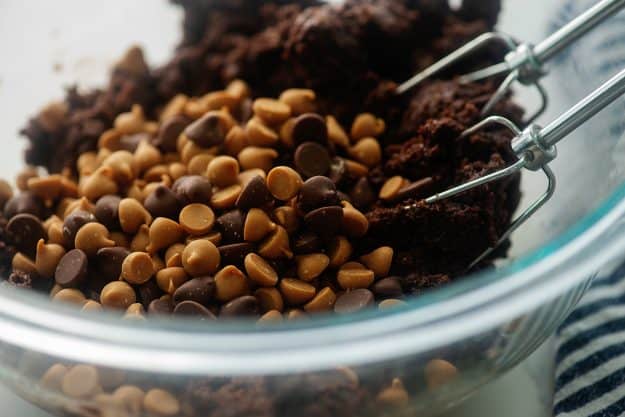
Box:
396;177;435;201
144;185;181;219
172;175;212;205
216;210;245;243
220;295;259;317
173;300;216;319
218;243;254;267
294;142;331;178
55;249;88;288
153;115;190;152
334;289;374;314
63;210;96;246
303;206;344;238
173;276;215;306
292;113;328;144
298;176;340;212
328;157;347;185
184;113;228;147
95;246;130;286
6;213;46;256
137;280;164;310
235;176;273;210
95;195;121;230
371;277;403;299
4;191;45;219
292;232;322;255
148;297;173;315
349;178;376;209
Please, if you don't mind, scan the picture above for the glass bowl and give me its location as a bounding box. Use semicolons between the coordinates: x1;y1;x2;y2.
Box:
1;1;625;416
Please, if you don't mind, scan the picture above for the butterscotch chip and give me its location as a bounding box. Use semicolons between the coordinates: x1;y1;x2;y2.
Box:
244;253;278;287
180;141;207;165
63;196;97;218
377;378;409;405
258;226;293;259
113;385;145;414
187;231;222;246
125;303;146;319
337;262;374;290
254;287;284;313
184;154;211;175
257;310;283;324
40;363;68;391
272;206;299;234
280;278;316;305
253;98;291;125
238;169;267;187
267;166;303;201
351;113;386;140
146;217;184;254
35;239;66;279
16;166;39;191
179;204;215;235
133;140;163;174
286;309;308;320
101;281;136;309
79;167;118;201
224;126;249;157
238;147;278;172
53;288;86;305
279;89;316;115
342;202;369;237
327;236;353;268
121;252;154;285
210;184;242;210
201;91;239;112
360;246;394;278
164;243;186;266
326;115;350;148
215;265;249;302
118;198;153;234
115;105;145;135
0;179;13;208
74;222;115;257
379;299;406;309
182;240;220;277
156;267;189;294
246;117;279;146
144;388;180;416
102;151;136;184
206;156;239;188
62;365;100;399
59;177;79;198
225;79;250;101
243;208;276;242
12;252;38;277
27;175;62;201
81;300;103;312
344;159;369;178
279;118;296;148
304;287;336;312
424;359;458;390
160;94;188;121
168;162;187;180
130;224;150;252
349;137;382;168
379;176;405;201
296;253;330;281
110;231;130;248
152;254;166;272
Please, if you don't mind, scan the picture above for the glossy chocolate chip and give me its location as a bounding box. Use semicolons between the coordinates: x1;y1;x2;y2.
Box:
292;232;322;255
173;300;216;319
294;142;331;178
235;176;273;210
153;115;189;152
216;210;245;243
95;247;130;284
6;213;46;256
148;297;173;315
371;277;403;299
95;195;121;230
218;243;254;267
184;112;228;147
4;191;45;219
396;177;435;201
334;289;374;314
63;210;96;246
172;175;212;205
173;276;216;306
328;157;347;185
144;185;181;219
303;206;343;238
137;280;164;310
220;295;259;317
298;176;340;212
55;249;88;288
292;113;328;144
349;177;376;209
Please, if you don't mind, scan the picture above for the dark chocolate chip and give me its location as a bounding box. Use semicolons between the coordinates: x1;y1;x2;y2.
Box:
6;270;32;289
137;280;164;310
63;210;96;247
294;142;331;178
235;176;273;210
148;297;173;315
328;157;347;185
4;191;45;219
173;276;215;306
95;195;121;230
144;185;181;219
292;113;328;144
218;243;254;267
6;213;46;256
396;177;435;201
292;232;322;254
95;246;130;286
298;176;340;212
334;289;374;314
173;300;216;319
172;175;212;205
153;115;189;152
220;295;259;317
184;112;228;147
304;206;343;238
349;177;376;210
371;277;403;299
55;249;88;288
216;210;245;243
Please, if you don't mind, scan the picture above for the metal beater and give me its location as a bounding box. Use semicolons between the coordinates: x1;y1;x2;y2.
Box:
398;0;625;269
